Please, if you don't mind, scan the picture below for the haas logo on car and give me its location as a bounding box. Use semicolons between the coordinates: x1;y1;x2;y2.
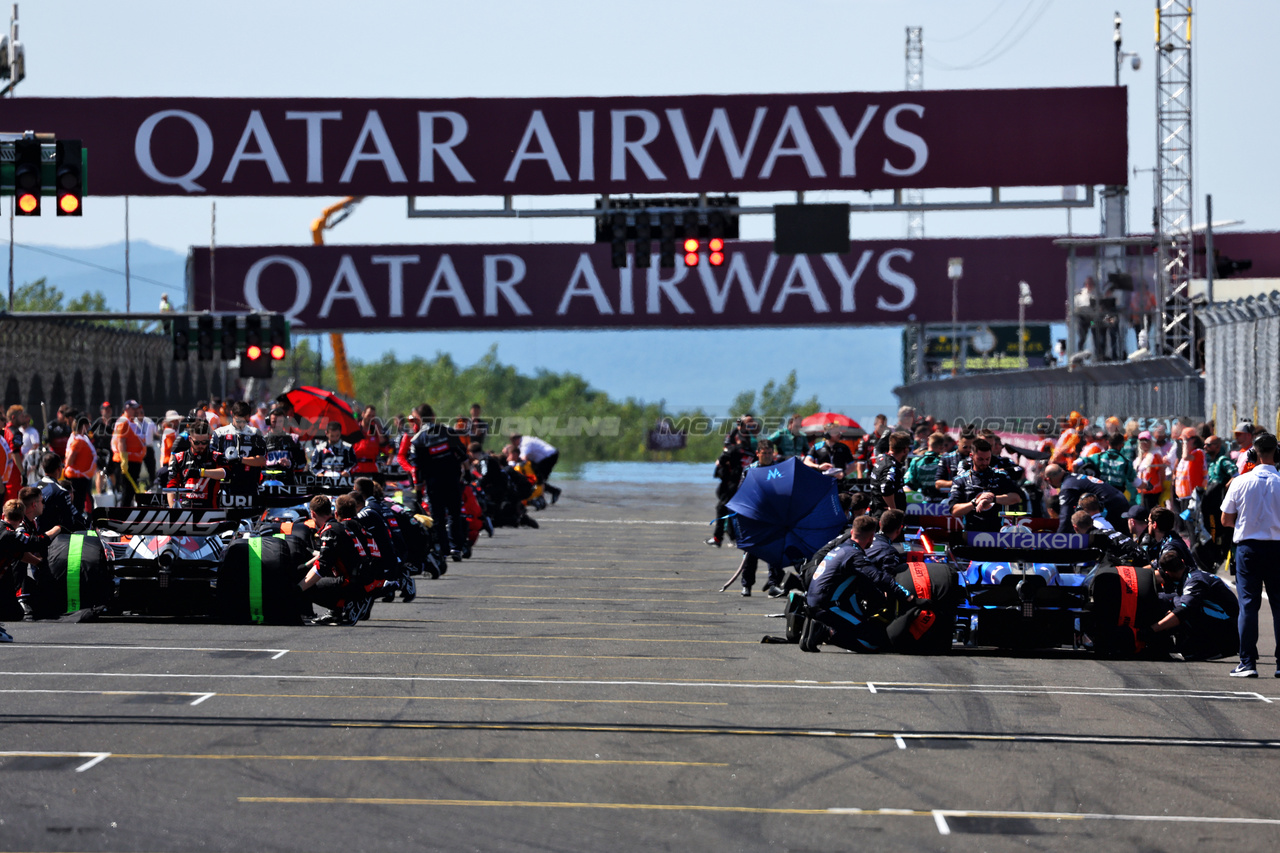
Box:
110;509;228;536
966;531;1089;549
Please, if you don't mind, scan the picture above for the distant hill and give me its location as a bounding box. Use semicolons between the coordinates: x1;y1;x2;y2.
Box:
8;241;902;419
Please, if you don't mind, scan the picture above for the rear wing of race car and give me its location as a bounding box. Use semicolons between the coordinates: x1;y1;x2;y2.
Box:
947;530;1101;564
91;507;242;537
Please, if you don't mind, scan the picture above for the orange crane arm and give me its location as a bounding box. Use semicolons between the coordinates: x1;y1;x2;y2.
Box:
310;197;362;399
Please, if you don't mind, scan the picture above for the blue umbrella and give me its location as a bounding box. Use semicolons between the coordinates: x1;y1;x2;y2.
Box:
725;457;847;566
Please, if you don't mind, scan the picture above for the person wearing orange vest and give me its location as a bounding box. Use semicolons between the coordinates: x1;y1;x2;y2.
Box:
1134;430;1166;511
1233;421;1258;476
1175;429;1206;504
3;406;26;499
63;416;98;515
1051;412;1085;472
111;399;147;508
0;430;16;502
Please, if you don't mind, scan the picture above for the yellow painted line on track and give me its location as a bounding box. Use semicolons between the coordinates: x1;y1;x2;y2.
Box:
106;753;726;767
374;619;688;628
500;585;702;592
466;607;733;616
212;693;726;706
234;798;1280;832
437;634;755;645
240;796;844;814
283;650;726;662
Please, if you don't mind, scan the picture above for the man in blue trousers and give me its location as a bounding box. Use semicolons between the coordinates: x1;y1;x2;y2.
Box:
1221;432;1280;678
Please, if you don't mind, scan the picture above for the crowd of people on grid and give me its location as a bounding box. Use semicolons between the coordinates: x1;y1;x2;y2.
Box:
0;397;564;639
711;406;1280;675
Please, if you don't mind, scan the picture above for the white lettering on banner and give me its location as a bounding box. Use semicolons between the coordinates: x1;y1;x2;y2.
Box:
504;110;571;183
610;110;667;181
759;106;826;179
243;255;311;325
882;104;928;177
816;105;880;178
371;255;420;318
417;111;475;183
618;258;634;315
647;264;695;314
483;254;532;316
697;253;776;314
318;255;376;318
771;256;830;313
339;110;407;183
285;110;342;183
876;249;917;311
135;110;213;193
665;107;767;180
558;254;613;315
417;255;476;317
824;250;875;312
577;111;594;182
222;110;289;184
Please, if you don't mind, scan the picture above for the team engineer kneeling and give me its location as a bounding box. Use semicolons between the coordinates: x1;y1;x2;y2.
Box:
800;514;923;652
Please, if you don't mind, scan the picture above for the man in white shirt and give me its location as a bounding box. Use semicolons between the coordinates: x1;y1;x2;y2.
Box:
1221;432;1280;678
512;433;561;504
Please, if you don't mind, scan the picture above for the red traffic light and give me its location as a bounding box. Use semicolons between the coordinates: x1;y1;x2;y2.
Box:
17;193;39;214
58;194;81;215
709;251;725;266
270;344;286;360
709;238;724;252
683;238;699;253
683;252;699;267
246;344;263;360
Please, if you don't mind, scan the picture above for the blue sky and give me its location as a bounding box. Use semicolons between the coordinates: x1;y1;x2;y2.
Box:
4;0;1276;420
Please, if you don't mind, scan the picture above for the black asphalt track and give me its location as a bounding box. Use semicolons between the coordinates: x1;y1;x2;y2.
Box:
2;481;1278;852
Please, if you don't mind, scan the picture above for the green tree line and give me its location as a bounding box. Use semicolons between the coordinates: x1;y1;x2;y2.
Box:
292;343;821;465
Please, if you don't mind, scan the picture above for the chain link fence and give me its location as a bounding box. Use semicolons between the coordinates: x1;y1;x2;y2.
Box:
894;356;1204;423
1202;292;1280;434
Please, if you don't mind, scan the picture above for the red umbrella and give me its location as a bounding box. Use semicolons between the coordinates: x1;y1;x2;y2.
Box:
284;386;360;440
799;412;862;437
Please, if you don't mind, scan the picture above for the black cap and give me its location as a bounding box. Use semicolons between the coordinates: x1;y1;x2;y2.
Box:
1121;505;1150;522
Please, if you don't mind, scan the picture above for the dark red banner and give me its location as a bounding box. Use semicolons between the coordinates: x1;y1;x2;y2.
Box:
2;88;1126;196
187;237;1067;330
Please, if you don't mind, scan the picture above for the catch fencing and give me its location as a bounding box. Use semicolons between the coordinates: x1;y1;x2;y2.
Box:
894;357;1204;424
1201;292;1280;434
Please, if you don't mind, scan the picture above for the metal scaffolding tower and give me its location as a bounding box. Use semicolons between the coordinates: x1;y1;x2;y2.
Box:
905;26;924;240
1154;1;1194;361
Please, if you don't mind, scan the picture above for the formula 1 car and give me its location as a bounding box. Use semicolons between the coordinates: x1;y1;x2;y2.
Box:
32;506;304;624
947;528;1162;656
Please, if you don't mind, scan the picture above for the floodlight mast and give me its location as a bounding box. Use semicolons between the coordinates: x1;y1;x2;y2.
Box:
1154;0;1194;363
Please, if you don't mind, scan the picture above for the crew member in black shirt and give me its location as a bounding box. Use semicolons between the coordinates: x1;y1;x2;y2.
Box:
36;453;86;534
803;427;855;478
1044;463;1131;533
871;431;911;511
948;438;1022;532
411;403;469;561
1142;550;1239;659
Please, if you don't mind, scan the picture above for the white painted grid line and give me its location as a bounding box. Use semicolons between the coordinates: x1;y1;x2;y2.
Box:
932;810;951;835
189;693;216;706
75;753;110;773
894;735;907;750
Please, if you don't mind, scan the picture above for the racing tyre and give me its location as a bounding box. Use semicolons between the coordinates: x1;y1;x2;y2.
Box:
42;531;112;618
887;562;960;655
217;535;303;625
1087;565;1160;658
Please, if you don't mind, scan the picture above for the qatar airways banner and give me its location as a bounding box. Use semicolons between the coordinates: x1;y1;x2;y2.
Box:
187;237;1067;330
3;88;1125;196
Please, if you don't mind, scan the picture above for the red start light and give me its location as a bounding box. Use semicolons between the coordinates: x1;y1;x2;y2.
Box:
246;344;263;360
709;251;725;266
683;238;699;253
270;344;286;360
709;238;724;252
684;252;699;267
17;193;38;214
58;194;81;214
